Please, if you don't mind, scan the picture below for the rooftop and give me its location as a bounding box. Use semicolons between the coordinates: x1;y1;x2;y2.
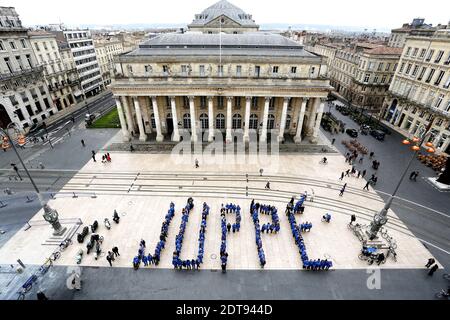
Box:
124;32;317;58
188;0;258;28
364;46;403;55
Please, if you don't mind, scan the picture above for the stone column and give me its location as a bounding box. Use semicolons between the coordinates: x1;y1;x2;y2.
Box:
278;97;289;142
226;96;233;143
170;96;180;142
115;97;130;142
189;96;197;142
133;97;147;142
312;99;325;138
207;96;214;142
260;97;270;143
306;98;320;136
294;98;308;143
151;96;164;142
122;96;134;137
244;96;251;142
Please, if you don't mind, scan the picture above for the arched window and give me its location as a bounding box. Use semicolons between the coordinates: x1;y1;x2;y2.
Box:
183;113;191;129
267;114;275;129
150;113;156;128
232;114;242;129
249;114;258;129
199;113;209;129
285;115;291;130
216;113;225;129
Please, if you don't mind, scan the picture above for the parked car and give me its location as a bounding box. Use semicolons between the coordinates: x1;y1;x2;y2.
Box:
346;128;358;138
370;130;385;141
360;124;371;135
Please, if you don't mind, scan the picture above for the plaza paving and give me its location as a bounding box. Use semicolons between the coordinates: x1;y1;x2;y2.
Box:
0;150;439;271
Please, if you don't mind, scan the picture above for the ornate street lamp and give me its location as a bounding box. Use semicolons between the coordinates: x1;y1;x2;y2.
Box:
367;119;436;240
1;123;66;236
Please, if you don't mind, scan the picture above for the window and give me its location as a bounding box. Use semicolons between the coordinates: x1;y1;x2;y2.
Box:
234;97;241;108
435;50;444;63
445;101;450;112
285;115;291;130
217;96;224;108
4;57;13;73
399;63;405;73
144;65;152;73
255;66;260;77
181;65;188;75
20;39;26;48
377;63;383;71
425;49;434;62
26;105;34;116
216;113;225;129
425;69;435;83
381;75;387;83
232;114;242;129
249;114;258;129
364;73;370;83
218;65;223;76
272;66;279;74
267;114;275;130
199;113;209;129
291;66;297;74
419;49;426;58
385;63;391;71
269;98;275;111
162;65;169;74
434;71;445;86
412;65;419;77
251;97;258;108
435;94;444;109
373;75;379;83
183;113;191;129
150;114;156;128
444;75;450;89
405;64;412;74
183;96;189;108
15;56;23;70
43;42;48;50
200;96;207;109
412;48;418;57
236;65;241;77
405;47;411;56
417;67;426;81
445;53;450;65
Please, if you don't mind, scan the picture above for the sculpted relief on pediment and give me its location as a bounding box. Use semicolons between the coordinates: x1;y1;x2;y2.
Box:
205;15;241;27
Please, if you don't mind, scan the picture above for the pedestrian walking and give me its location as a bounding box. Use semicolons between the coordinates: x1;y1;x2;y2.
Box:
339;172;344;180
259;168;264;176
106;153;111;162
363;180;370;191
112;246;120;257
91;150;96;162
130;144;135;152
425;258;435;268
331;138;336;145
428;264;438;276
227;223;231;233
362;170;366;178
345;169;350;177
106;253;113;267
11;163;22;180
413;171;419;181
350;214;356;225
265;181;270;189
195;159;199;168
81;139;85;147
339;183;347;196
369;151;374;159
71;116;76;123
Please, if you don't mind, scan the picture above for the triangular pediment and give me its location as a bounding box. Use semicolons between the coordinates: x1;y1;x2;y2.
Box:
205;15;242;27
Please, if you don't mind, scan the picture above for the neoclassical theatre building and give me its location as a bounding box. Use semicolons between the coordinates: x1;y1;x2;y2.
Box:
111;0;332;144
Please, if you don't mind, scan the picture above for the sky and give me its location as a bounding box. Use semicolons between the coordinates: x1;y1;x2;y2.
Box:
8;0;450;31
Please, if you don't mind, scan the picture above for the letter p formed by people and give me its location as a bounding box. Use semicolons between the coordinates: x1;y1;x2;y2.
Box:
366;268;381;290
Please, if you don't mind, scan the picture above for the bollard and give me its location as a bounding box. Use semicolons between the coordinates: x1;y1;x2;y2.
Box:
0;200;6;208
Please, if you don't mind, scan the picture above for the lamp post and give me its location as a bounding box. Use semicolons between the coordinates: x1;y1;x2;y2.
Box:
367;117;436;240
1;123;66;236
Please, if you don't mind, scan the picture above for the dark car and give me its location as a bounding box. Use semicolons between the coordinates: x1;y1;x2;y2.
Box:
370;130;385;141
346;128;358;138
28;122;46;135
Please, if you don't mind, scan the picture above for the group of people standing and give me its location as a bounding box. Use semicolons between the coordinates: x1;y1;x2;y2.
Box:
250;201;268;268
220;203;241;273
221;203;242;233
172;199;209;270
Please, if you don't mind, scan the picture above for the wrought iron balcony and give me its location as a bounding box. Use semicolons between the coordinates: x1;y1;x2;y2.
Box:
0;66;44;82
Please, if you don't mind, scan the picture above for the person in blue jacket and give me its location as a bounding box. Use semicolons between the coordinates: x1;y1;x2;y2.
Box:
133;256;140;270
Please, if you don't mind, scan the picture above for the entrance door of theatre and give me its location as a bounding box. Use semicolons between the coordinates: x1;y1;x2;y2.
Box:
166;118;173;135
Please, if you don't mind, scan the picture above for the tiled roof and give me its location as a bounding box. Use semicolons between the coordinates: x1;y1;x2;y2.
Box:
364;46;403;55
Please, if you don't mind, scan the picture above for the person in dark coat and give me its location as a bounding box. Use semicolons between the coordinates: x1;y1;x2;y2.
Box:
428;264;438;276
425;258;435;268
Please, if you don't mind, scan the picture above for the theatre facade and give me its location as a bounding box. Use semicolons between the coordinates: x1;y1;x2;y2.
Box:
111;0;332;144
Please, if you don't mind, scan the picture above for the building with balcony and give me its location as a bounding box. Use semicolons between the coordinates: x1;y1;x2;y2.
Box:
61;29;104;98
388;18;437;48
308;41;402;112
0;7;55;130
29;30;80;111
94;38;124;88
111;0;332;144
382;27;450;154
